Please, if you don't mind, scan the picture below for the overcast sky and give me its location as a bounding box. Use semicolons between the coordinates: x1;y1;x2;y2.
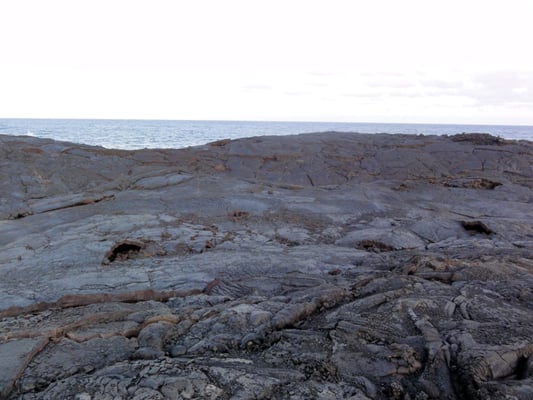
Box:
1;0;532;124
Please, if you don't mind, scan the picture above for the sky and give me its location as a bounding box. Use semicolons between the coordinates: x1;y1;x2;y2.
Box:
1;0;532;125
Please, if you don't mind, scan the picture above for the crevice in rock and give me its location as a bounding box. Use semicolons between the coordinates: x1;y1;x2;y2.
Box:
63;194;114;209
445;178;502;190
461;221;494;235
9;194;115;220
0;288;208;319
41;194;115;214
306;174;315;186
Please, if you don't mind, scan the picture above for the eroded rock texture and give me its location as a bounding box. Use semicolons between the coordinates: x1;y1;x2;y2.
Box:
1;132;532;399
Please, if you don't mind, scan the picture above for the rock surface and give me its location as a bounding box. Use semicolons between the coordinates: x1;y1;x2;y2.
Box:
0;131;532;399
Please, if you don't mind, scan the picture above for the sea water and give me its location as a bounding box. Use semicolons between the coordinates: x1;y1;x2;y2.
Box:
0;118;531;150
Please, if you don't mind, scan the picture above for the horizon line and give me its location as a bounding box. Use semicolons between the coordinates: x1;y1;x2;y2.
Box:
1;117;532;128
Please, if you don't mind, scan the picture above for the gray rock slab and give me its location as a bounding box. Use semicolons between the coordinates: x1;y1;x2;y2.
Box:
0;132;532;399
0;338;43;397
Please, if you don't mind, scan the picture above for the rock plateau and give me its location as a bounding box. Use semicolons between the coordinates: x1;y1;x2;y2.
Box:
0;132;532;399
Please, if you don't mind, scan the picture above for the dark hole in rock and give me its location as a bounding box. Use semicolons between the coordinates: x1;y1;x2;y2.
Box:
229;210;250;220
357;240;394;252
204;239;216;250
469;179;502;190
11;211;32;220
275;235;299;247
104;240;144;264
445;178;502;190
393;183;409;191
461;221;494;235
515;355;531;380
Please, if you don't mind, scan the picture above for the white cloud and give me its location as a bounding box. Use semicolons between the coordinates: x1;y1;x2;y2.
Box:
1;0;532;124
466;71;533;106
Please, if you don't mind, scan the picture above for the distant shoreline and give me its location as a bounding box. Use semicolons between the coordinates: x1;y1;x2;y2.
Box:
1;130;531;155
1;119;532;150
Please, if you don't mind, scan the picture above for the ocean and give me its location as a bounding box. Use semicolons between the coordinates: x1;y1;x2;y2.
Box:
0;118;531;150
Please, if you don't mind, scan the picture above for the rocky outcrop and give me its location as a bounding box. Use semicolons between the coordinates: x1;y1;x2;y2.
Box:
0;132;532;399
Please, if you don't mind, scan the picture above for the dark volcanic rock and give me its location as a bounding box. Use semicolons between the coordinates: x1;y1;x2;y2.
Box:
0;132;532;399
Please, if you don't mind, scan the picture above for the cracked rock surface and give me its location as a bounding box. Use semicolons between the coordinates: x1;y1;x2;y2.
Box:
1;132;532;399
